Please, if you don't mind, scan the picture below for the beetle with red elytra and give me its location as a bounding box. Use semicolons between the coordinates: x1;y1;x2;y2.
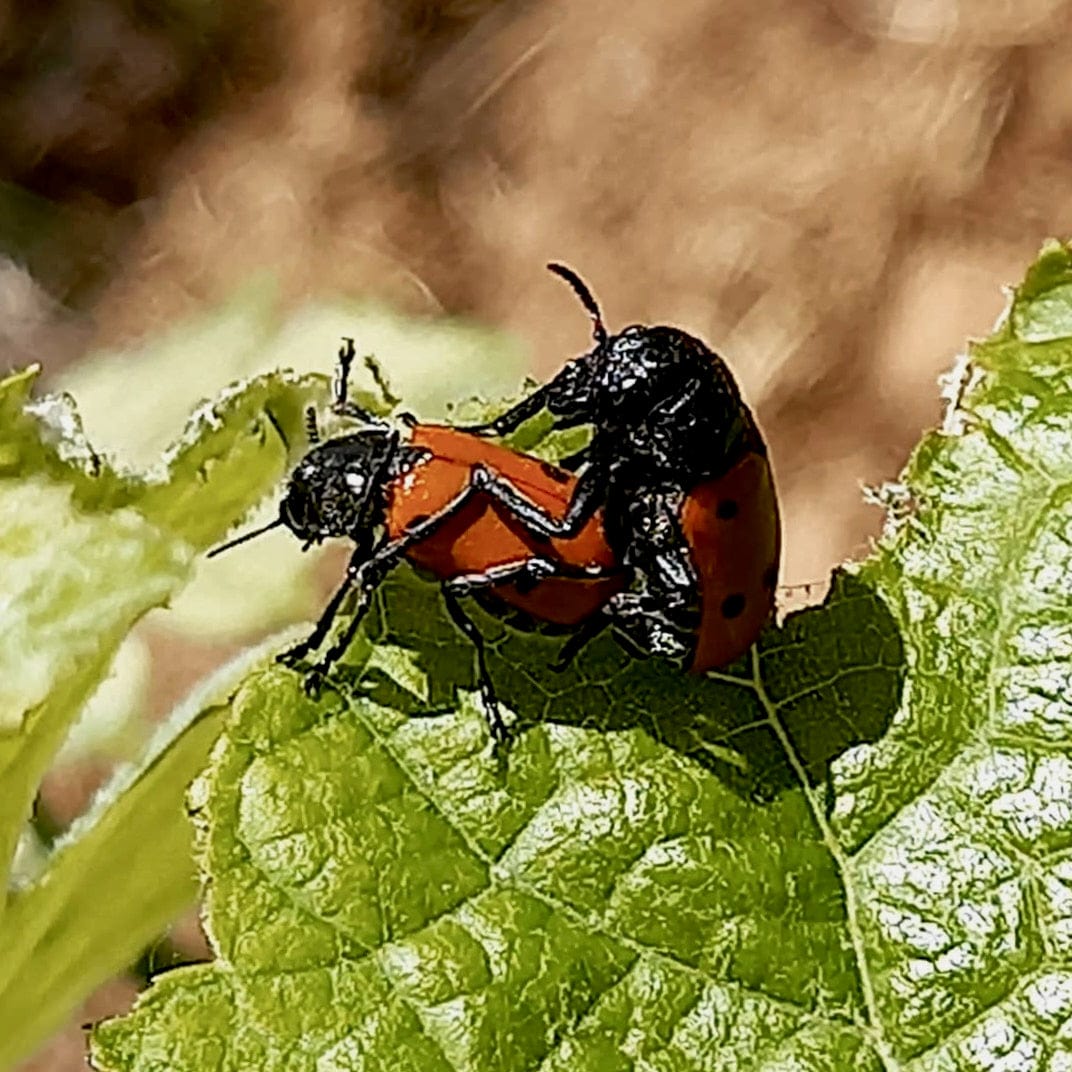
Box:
210;336;626;742
209;264;780;741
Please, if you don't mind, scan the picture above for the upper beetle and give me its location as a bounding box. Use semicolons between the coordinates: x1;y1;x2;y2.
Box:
460;263;781;673
210;339;626;741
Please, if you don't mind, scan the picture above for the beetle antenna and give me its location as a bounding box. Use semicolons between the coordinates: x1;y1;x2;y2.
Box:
305;406;320;444
265;407;290;451
547;262;608;346
207;517;285;558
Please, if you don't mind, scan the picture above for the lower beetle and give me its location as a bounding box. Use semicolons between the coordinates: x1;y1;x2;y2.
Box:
210;340;625;740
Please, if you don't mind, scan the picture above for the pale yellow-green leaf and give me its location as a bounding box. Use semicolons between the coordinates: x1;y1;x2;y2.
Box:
59;284;526;642
0;476;191;898
54;633;153;765
0;354;325;1063
0;628;308;1070
0;480;190;732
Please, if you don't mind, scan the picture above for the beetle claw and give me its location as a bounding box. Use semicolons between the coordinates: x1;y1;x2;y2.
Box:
276;647;305;669
303;668;326;699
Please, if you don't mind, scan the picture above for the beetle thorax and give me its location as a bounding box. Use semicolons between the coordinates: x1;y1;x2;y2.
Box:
593;327;703;420
586;325;756;482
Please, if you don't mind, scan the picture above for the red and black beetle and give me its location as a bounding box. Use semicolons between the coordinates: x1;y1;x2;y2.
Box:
462;264;781;675
210;339;626;741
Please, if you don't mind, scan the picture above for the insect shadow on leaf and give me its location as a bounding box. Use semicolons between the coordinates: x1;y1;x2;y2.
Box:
363;567;904;802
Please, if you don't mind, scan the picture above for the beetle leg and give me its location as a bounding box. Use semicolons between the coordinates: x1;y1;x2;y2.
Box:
464;358;593;437
445;556;557;596
549;611;613;671
304;406;321;444
276;561;360;668
445;556;620;602
441;588;509;744
605;591;695;665
296;528;456;687
463;381;559;437
442;556;623;693
598;488;700;665
331;337;377;423
301;558;391;694
471;461;606;540
264;407;290;451
279;474;503;689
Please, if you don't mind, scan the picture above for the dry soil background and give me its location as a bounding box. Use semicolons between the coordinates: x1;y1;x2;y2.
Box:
6;0;1072;1067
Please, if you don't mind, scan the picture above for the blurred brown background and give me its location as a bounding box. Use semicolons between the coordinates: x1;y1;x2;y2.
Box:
6;0;1070;1067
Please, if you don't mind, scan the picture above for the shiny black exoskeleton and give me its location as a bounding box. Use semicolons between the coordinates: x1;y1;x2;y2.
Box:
210;356;423;561
464;264;768;664
280;432;405;554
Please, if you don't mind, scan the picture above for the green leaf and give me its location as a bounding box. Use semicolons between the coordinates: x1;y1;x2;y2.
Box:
0;705;219;1071
0;356;326;1067
0;474;191;891
362;568;899;798
0;360;321;883
92;653;887;1072
92;241;1072;1070
54;634;152;765
835;242;1072;1063
0;630;304;1071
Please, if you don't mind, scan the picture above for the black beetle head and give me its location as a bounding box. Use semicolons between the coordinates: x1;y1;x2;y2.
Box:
587;324;720;420
279;431;395;549
538;261;763;485
547;264;731;426
206;430;400;561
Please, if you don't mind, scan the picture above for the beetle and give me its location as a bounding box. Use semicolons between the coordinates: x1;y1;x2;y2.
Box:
460;263;781;673
208;339;626;741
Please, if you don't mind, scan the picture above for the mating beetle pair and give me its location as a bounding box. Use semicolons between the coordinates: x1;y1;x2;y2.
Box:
211;265;781;740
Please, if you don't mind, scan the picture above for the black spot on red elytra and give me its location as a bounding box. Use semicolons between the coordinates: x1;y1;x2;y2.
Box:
721;593;746;619
762;564;778;589
716;499;739;520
